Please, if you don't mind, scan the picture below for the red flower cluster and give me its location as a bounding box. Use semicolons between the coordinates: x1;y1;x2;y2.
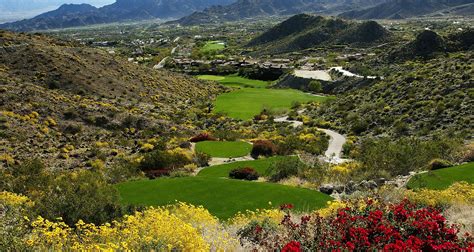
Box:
280;204;294;210
282;241;301;252
243;199;474;251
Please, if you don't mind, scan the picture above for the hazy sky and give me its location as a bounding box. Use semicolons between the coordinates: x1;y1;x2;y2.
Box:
0;0;116;23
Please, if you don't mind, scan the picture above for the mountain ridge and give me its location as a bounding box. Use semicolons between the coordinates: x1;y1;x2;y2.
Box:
339;0;474;19
0;0;236;31
175;0;389;26
247;14;391;54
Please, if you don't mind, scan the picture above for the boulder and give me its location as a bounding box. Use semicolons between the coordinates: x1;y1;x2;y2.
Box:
319;184;334;195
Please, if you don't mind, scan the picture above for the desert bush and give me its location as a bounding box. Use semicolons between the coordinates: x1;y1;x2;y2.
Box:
405;182;474;207
266;158;308;182
139;150;191;173
355;136;462;179
169;170;191;178
427;158;453;170
34;169;126;225
190;133;216;142
105;159;142;184
0;192;33;251
193;151;211;167
229;167;259;181
61;123;82;135
24;202;238;251
251;140;277;159
459;143;474;162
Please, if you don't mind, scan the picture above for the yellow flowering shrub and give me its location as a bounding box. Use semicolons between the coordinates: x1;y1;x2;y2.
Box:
90;159;105;170
230;208;284;228
330;162;361;175
405;182;474;207
168;147;193;161
0;191;34;208
140;143;155;152
0;154;15;166
95;141;109;148
1;192;34;250
315;201;347;217
26;203;237;251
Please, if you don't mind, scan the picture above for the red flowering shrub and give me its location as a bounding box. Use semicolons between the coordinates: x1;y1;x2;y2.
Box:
251;140;277;159
189;133;216;143
240;199;474;251
282;241;301;252
229;167;259;181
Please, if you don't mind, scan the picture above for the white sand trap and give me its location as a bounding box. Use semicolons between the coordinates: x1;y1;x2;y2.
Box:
294;70;332;81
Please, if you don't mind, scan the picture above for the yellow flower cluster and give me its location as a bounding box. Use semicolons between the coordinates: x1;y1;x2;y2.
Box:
26;203;238;251
140;143;155;152
0;191;34;208
405;182;474;207
230;208;284;228
330;162;362;175
168;147;193;161
298;133;318;142
0;153;15;166
315;201;348;217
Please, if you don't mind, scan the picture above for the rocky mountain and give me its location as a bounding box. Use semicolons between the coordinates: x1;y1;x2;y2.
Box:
388;28;474;60
0;30;223;169
339;0;474;19
175;0;389;26
0;0;236;31
247;14;391;54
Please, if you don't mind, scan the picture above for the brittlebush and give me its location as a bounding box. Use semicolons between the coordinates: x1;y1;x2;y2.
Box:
26;202;238;251
405;182;474;207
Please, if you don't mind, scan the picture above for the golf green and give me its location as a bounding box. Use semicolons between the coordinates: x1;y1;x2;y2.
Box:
195;141;252;158
214;88;330;120
407;162;474;190
198;74;269;88
201;41;225;53
117;176;332;219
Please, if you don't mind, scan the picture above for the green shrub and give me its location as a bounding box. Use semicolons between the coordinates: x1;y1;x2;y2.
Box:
355;136;462;179
139;150;192;173
193;151;211;167
266;158;307;182
251;140;277;159
105;159;142;184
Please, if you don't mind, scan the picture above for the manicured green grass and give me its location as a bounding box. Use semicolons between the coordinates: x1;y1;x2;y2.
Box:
117;177;332;219
214;88;330;120
195;141;252;158
200;41;225;53
197;74;269;88
197;75;225;81
407;162;474;190
198;156;295;178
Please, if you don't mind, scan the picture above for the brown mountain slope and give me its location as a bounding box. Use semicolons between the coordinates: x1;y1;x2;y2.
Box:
0;30;223;170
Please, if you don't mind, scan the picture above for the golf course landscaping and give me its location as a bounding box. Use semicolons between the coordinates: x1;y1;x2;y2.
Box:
407;162;474;190
195;140;252;158
200;41;225;53
198;156;294;178
116;155;332;219
214;88;330;120
198;74;269;88
117;175;331;219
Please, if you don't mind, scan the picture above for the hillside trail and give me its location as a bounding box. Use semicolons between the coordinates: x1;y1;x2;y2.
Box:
273;108;350;164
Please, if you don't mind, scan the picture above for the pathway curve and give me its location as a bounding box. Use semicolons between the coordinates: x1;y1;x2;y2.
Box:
273;109;349;164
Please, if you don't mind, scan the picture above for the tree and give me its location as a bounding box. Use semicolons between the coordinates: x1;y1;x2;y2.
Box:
308;80;322;93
